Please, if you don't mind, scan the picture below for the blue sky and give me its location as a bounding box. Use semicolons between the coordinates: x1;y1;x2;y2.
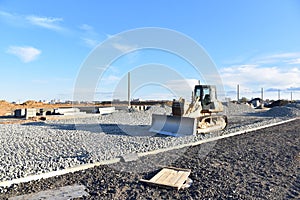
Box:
1;0;300;102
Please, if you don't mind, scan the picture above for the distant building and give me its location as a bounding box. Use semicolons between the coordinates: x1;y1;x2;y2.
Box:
132;98;142;102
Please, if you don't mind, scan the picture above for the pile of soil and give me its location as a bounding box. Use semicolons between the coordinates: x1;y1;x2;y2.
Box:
1;119;299;199
21;100;45;107
0;100;75;117
260;106;300;117
266;100;289;108
0;100;14;116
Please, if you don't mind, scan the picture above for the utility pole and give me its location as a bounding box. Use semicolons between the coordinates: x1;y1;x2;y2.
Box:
128;72;131;107
261;87;264;108
237;84;240;102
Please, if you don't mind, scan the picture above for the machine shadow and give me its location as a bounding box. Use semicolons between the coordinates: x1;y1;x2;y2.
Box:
22;122;162;137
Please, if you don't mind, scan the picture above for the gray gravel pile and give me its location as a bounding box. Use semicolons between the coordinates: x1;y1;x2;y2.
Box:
258;106;300;118
0;105;293;184
0;124;91;181
145;105;172;114
286;102;300;109
222;102;256;116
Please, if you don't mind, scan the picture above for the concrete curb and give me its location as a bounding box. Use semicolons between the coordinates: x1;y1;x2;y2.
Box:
0;117;298;188
0;158;120;188
138;117;298;157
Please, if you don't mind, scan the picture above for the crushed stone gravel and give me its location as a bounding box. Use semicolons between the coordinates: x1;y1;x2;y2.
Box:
0;103;299;186
1;119;299;199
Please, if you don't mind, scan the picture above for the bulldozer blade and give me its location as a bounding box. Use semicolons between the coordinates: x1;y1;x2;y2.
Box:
149;114;197;136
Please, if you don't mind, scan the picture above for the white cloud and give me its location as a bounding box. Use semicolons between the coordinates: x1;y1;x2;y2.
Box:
98;75;121;87
267;52;300;59
81;37;99;48
54;77;73;82
7;46;41;63
220;65;300;91
32;79;48;84
166;79;197;91
106;34;114;39
254;52;300;65
112;43;138;53
161;79;198;100
79;24;101;48
26;15;64;31
133;92;176;100
0;10;13;18
221;52;300;90
0;10;27;27
103;34;132;52
0;10;19;20
105;75;120;82
0;10;65;32
287;58;300;64
221;52;300;100
79;24;94;33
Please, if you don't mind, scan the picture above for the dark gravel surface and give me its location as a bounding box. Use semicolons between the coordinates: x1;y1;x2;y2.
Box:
1;119;299;200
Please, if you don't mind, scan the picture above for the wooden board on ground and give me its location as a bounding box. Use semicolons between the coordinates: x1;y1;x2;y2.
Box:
140;166;191;190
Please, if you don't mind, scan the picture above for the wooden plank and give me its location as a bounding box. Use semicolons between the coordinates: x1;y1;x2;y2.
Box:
173;171;190;188
169;171;185;187
154;169;174;185
160;166;191;172
140;167;191;190
162;169;178;185
140;179;156;184
140;179;180;189
150;168;168;182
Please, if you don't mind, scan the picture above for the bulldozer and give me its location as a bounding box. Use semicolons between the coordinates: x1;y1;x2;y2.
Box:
149;84;228;136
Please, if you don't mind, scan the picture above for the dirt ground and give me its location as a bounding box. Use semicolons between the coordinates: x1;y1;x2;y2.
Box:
1;119;299;199
0;100;75;116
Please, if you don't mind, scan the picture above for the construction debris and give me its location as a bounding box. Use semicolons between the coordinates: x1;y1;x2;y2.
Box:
14;108;37;119
98;107;116;115
140;166;192;190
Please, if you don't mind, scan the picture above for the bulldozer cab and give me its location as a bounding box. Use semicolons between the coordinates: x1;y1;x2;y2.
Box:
194;85;219;111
